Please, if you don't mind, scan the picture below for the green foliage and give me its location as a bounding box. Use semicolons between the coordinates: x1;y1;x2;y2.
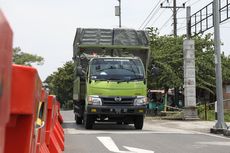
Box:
13;47;44;66
194;34;216;94
147;27;230;96
221;54;230;82
197;104;230;122
44;61;74;107
147;27;184;89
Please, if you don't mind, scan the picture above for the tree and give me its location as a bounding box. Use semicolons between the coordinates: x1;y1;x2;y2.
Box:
147;27;184;91
44;61;74;106
147;27;230;97
13;47;44;66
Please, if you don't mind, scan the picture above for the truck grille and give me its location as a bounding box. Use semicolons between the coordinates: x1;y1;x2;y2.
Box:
100;96;135;106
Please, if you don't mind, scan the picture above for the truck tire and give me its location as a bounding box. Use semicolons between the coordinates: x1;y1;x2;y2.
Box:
84;115;94;129
75;115;83;125
134;115;144;130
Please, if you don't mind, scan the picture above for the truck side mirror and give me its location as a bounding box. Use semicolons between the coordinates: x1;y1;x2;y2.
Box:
77;66;85;76
151;65;160;77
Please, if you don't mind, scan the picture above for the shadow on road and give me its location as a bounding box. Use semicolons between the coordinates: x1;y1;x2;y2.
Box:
62;121;138;131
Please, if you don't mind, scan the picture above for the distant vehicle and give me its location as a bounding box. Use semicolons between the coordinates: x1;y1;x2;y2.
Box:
72;28;150;129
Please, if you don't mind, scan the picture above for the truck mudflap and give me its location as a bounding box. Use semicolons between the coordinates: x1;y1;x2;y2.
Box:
86;105;146;115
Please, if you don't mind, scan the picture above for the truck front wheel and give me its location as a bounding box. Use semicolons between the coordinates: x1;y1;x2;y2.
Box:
75;114;83;125
134;115;144;130
84;114;94;129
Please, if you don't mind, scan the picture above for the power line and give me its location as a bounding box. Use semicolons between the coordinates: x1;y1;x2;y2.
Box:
159;15;173;32
138;1;158;29
141;0;171;29
184;0;192;3
160;0;186;36
150;9;167;27
141;6;161;29
177;25;187;31
190;0;201;6
139;0;165;29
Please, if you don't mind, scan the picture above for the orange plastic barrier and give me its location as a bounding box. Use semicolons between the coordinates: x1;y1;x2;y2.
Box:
0;10;13;153
53;102;64;151
54;121;64;144
4;65;42;153
45;96;62;153
57;103;63;124
36;89;50;153
56;104;64;147
56;102;64;137
45;96;55;147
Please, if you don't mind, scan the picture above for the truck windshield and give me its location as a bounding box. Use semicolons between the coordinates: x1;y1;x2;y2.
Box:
89;58;145;81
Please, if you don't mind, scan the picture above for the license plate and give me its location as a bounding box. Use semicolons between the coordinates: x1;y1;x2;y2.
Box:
115;108;121;113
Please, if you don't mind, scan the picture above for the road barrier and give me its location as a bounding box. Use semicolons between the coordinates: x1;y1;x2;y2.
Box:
4;65;42;153
57;103;63;124
0;9;65;153
45;96;64;153
36;89;50;153
0;10;13;153
2;65;65;153
53;101;64;151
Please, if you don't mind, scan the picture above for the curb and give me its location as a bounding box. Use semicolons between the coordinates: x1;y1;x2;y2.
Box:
223;129;230;137
210;128;225;134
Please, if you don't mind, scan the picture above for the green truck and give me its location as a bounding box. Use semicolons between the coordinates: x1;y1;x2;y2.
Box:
73;28;150;129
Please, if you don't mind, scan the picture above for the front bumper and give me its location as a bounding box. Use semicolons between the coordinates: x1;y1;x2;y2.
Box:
86;105;147;115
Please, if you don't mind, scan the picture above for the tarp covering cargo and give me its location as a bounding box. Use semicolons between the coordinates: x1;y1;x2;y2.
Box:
73;28;149;46
73;28;150;70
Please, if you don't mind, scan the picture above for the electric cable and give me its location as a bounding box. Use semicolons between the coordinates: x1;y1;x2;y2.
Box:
159;15;173;33
142;6;161;29
139;0;163;29
139;0;168;29
150;8;167;27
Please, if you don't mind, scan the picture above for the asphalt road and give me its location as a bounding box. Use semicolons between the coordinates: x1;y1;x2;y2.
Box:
61;110;230;153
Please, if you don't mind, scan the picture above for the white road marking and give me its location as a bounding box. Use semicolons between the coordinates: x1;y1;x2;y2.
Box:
63;121;230;140
97;137;122;152
97;136;154;153
123;146;154;153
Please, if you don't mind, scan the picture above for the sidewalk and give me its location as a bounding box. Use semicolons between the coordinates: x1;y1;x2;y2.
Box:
145;117;230;134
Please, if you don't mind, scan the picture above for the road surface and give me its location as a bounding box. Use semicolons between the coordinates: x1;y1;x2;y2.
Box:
61;110;230;153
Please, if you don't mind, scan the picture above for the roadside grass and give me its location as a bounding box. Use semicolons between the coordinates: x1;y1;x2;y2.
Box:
197;105;230;122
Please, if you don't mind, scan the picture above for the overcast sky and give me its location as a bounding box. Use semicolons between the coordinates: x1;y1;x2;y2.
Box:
1;0;230;81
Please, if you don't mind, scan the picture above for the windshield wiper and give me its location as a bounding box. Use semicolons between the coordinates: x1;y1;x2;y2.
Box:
92;77;122;82
129;77;144;81
117;79;129;83
107;78;130;83
99;78;129;83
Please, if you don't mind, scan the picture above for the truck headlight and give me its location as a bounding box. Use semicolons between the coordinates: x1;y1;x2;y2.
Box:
87;95;102;105
134;96;147;106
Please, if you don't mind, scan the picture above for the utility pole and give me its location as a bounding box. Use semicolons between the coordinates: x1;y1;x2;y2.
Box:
211;0;227;132
115;0;121;27
173;0;177;36
183;6;199;120
119;0;121;28
186;6;191;39
160;0;185;36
